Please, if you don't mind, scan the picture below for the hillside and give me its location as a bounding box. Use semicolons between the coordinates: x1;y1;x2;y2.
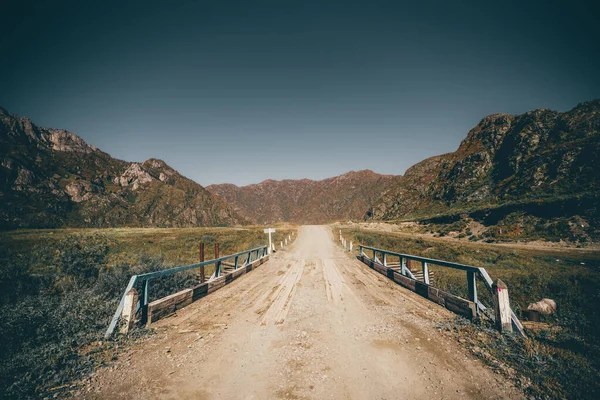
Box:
207;170;394;224
0;107;245;229
367;100;600;241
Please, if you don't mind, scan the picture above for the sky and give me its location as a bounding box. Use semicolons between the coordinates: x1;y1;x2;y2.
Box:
1;0;599;186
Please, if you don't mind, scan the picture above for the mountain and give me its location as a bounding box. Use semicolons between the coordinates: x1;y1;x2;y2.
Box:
0;107;246;229
367;100;600;230
207;170;394;224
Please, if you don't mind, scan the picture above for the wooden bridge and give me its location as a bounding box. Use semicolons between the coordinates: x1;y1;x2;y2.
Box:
94;226;525;399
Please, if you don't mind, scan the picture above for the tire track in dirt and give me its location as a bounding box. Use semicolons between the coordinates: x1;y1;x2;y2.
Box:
322;259;344;304
258;259;304;325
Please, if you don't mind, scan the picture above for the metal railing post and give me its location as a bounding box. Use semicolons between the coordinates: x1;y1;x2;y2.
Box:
141;279;150;324
401;257;407;275
199;242;205;282
467;271;477;306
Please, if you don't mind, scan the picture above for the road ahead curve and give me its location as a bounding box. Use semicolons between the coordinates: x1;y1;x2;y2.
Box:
84;226;521;399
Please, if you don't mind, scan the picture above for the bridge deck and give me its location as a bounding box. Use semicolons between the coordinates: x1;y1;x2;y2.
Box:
83;226;522;399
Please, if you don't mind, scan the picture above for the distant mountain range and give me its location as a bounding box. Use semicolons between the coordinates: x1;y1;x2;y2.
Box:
207;170;394;224
1;100;598;232
0;107;245;229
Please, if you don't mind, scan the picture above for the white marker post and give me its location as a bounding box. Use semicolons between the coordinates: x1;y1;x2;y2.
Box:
264;228;276;255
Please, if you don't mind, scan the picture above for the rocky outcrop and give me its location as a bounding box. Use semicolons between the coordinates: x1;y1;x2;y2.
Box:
114;163;154;190
47;129;98;153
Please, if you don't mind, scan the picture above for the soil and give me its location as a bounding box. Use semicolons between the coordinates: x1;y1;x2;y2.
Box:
81;226;523;399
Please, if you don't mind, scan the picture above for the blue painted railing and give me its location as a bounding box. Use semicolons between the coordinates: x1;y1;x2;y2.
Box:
359;245;525;336
105;245;268;338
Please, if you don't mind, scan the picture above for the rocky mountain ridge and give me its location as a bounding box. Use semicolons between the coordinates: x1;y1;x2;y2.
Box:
207;170;394;224
366;100;600;241
0;107;245;229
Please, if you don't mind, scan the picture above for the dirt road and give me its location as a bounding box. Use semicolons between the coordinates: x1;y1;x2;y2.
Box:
84;226;521;399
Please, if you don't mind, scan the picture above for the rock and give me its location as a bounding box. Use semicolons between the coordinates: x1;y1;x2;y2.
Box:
115;163;154;190
527;298;557;315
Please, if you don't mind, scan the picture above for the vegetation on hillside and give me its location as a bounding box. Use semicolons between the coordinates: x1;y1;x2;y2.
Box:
367;100;600;240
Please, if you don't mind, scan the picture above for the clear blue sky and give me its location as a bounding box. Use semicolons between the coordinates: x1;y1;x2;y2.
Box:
1;0;599;186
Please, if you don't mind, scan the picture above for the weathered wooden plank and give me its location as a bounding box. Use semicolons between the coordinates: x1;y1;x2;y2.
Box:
392;271;416;291
147;288;193;325
359;256;475;319
442;292;476;319
192;282;209;301
415;281;428;298
493;279;512;333
208;276;227;294
427;286;445;306
120;288;138;334
232;268;246;279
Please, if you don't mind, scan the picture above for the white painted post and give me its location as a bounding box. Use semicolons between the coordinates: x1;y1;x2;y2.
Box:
493;279;513;333
281;241;283;248
285;238;288;245
423;262;430;285
120;288;138;335
350;241;353;251
288;235;291;241
264;228;276;255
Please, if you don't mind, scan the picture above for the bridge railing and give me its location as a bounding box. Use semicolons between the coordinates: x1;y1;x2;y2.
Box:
105;245;269;338
359;245;524;336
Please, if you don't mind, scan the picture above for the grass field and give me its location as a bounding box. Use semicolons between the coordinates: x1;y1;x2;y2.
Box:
339;227;600;399
0;225;295;399
0;225;294;267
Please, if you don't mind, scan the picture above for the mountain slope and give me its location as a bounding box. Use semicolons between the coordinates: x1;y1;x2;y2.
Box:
0;107;245;229
207;170;394;224
368;100;600;224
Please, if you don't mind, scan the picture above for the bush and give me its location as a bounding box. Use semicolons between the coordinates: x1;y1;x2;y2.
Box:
0;238;181;398
56;234;109;283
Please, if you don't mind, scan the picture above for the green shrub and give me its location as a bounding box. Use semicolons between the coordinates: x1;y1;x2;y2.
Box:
0;238;185;398
56;234;109;283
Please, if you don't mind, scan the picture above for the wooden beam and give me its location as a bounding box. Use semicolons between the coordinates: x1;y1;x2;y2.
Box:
120;288;138;335
359;255;475;319
467;270;477;305
199;242;205;283
493;279;512;333
146;255;270;325
147;288;193;325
